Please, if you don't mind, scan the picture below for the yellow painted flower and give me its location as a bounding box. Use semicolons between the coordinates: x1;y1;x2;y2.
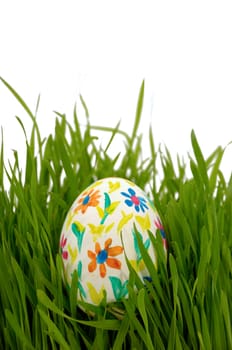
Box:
117;211;133;232
67;244;78;264
108;180;120;193
135;213;151;231
129;259;146;272
87;282;105;305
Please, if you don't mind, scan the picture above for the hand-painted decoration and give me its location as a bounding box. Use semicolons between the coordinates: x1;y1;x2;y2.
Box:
60;177;167;305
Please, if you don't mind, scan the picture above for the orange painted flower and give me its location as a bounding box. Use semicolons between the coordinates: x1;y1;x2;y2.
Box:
74;189;101;214
88;238;124;278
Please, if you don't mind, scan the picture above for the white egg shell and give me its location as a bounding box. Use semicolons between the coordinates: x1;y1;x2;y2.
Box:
60;177;167;305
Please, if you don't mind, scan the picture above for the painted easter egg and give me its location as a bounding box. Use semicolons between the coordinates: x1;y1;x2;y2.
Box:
60;177;167;305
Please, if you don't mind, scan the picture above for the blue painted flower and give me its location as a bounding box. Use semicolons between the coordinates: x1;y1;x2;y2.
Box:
121;188;148;212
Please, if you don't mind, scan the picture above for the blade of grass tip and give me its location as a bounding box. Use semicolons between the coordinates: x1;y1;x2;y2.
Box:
131;80;145;145
191;130;209;190
97;121;123;153
0;77;35;120
0;77;43;162
34;94;41;117
205;146;222;168
79;94;90;120
149;125;156;161
177;154;186;181
149;125;157;192
31;105;47;155
90;124;129;145
15;116;28;143
208;146;224;194
190;158;205;193
0;127;4;187
73;103;84;147
55;125;76;185
53;111;66;120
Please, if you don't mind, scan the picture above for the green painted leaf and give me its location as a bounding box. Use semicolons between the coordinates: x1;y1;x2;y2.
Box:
109;276;128;300
104;192;111;209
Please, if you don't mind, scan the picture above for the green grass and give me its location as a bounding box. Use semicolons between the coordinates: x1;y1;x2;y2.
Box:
0;77;231;349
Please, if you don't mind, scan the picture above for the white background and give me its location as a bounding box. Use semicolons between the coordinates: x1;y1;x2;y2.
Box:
1;1;232;181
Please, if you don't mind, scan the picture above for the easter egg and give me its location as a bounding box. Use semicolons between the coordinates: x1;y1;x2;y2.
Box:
60;177;167;305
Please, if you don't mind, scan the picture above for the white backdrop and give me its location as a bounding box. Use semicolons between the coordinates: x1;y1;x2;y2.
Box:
1;1;232;180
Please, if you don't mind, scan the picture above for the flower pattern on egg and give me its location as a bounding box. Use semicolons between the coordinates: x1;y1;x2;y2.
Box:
60;177;167;306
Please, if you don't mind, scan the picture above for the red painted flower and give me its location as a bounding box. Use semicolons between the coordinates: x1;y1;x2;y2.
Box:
60;234;68;259
88;238;124;278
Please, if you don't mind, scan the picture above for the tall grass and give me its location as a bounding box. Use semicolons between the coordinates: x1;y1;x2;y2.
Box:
0;77;231;349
